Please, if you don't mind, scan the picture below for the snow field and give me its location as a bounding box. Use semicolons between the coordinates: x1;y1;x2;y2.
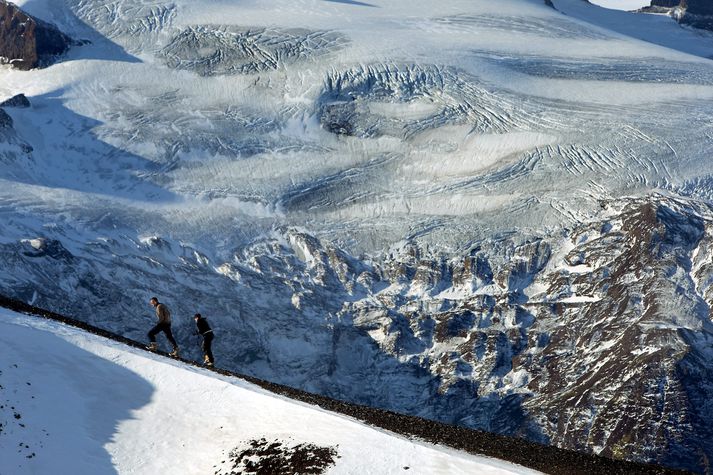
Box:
588;1;650;11
0;309;538;474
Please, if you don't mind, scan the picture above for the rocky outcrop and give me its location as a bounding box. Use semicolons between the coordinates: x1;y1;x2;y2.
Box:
681;0;713;30
643;0;713;31
650;0;680;7
0;0;74;70
0;101;34;158
0;108;11;128
0;93;30;108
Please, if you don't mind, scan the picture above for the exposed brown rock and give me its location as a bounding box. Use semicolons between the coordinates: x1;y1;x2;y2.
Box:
0;0;73;70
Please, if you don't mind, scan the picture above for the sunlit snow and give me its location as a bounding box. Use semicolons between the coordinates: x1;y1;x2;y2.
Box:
0;309;539;475
588;1;650;11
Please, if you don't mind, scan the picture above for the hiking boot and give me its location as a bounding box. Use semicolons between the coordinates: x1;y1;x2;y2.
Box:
169;348;180;357
147;342;158;351
206;361;214;367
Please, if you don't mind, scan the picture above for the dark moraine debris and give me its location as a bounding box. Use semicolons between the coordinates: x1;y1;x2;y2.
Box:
0;0;75;70
216;439;339;475
0;93;30;108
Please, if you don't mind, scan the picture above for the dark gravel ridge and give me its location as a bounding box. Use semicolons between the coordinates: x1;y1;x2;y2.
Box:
0;294;689;475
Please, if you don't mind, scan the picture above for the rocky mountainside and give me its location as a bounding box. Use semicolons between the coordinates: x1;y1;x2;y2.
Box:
339;193;713;471
1;193;711;472
0;0;74;69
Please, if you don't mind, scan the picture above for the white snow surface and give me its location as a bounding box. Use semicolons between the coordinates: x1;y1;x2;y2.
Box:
0;309;538;475
588;1;650;11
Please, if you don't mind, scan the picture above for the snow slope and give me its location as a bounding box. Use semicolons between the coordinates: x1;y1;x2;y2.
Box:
0;308;537;475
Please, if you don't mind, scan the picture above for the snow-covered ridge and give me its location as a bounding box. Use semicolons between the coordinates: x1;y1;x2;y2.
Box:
0;302;686;474
0;308;540;475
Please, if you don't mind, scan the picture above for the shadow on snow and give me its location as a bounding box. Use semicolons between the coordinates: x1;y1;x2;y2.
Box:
0;318;154;475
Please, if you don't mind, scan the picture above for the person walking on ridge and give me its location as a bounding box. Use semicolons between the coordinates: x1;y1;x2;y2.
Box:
194;313;214;367
148;297;179;357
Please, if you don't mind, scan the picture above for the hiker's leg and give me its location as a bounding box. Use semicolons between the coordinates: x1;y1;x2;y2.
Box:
203;333;214;364
148;323;162;342
163;323;178;348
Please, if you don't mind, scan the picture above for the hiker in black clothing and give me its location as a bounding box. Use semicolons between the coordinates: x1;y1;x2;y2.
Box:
148;297;179;357
194;313;214;367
